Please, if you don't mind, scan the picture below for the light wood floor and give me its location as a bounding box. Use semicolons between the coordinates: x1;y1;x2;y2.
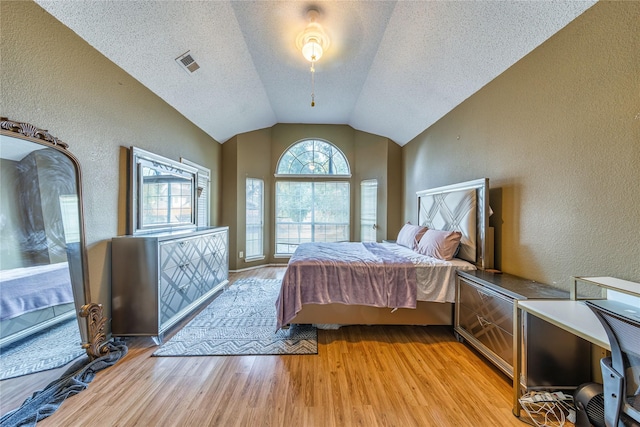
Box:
13;267;533;426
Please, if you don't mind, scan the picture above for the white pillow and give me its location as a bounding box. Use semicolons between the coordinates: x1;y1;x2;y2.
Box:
416;229;462;260
396;223;427;250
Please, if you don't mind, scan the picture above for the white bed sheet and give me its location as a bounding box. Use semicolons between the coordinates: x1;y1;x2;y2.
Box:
381;242;476;303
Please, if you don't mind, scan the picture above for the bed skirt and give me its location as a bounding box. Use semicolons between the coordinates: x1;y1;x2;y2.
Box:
286;301;453;327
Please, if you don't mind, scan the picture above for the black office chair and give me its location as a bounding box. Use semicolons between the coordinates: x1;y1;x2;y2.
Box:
587;299;640;427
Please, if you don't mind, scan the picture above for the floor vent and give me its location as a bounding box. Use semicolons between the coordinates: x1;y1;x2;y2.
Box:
175;51;200;74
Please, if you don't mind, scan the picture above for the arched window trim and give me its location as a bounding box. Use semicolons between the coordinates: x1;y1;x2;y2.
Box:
274;138;351;178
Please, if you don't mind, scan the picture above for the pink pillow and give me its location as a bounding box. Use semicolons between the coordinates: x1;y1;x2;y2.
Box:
416;229;462;260
396;223;427;250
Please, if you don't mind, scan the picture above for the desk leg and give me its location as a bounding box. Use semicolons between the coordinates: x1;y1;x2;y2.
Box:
513;303;522;417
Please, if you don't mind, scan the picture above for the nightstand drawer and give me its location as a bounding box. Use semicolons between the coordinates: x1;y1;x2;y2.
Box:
458;278;513;333
458;304;513;367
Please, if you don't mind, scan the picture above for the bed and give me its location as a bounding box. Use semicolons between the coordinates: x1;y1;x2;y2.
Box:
276;178;493;329
0;262;76;347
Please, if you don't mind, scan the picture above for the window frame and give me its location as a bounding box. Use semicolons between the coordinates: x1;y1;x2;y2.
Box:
274;138;351;257
360;179;378;242
181;157;211;227
245;177;265;261
274;179;350;257
275;138;351;179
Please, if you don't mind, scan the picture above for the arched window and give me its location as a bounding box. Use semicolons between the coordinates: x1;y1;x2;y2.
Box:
275;139;351;255
276;139;350;176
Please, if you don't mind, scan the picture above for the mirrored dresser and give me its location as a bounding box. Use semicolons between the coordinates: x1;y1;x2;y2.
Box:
111;226;228;343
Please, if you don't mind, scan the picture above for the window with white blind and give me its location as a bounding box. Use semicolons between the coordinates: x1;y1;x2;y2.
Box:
360;179;378;242
181;158;210;227
245;178;264;259
275;139;351;256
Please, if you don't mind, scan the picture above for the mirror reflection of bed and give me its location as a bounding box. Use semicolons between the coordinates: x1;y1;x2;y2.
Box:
0;122;89;413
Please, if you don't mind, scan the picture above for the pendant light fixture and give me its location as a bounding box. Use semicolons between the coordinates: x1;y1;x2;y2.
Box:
297;9;329;107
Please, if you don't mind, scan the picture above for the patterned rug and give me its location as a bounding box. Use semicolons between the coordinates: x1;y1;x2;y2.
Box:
0;319;85;380
153;278;317;356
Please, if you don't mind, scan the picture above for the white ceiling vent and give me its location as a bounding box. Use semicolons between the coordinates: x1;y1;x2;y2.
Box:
175;51;200;74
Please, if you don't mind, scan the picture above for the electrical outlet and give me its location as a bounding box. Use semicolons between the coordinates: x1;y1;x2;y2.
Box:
239;251;244;259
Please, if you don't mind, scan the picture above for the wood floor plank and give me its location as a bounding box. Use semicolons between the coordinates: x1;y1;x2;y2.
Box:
28;266;539;426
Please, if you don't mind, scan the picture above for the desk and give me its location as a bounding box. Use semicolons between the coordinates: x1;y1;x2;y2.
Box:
512;276;640;417
518;300;609;350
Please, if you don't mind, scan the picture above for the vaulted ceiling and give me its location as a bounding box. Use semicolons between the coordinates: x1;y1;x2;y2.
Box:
36;1;596;146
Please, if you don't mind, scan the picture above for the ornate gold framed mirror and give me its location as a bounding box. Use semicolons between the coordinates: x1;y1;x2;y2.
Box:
0;118;107;362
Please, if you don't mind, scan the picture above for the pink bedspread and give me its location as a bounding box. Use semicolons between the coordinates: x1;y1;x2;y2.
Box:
276;242;417;329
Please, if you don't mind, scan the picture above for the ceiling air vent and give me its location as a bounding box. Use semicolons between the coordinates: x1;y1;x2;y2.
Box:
175;51;200;74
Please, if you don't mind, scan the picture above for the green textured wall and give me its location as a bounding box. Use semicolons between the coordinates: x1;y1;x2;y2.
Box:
402;1;640;287
1;1;223;323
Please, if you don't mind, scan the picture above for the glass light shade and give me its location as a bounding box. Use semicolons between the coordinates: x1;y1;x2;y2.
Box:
302;40;323;62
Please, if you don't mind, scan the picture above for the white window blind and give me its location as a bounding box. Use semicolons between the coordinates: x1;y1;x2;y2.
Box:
361;179;378;242
246;178;264;259
181;158;210;227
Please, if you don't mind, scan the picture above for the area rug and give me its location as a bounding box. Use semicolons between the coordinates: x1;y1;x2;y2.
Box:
153;278;317;356
0;319;85;381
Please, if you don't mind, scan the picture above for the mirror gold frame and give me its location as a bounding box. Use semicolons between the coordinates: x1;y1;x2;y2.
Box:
0;117;107;360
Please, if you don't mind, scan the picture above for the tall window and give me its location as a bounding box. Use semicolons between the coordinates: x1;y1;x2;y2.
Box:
275;139;350;255
360;179;378;242
246;178;264;259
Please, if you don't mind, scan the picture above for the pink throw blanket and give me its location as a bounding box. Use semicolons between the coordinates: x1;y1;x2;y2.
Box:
275;242;417;329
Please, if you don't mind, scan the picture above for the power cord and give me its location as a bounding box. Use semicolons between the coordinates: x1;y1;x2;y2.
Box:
517;391;577;427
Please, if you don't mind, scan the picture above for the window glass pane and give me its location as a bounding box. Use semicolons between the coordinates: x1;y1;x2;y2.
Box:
245;178;264;258
278;151;296;174
141;175;192;226
276;139;350;176
275;139;351;255
275;181;349;254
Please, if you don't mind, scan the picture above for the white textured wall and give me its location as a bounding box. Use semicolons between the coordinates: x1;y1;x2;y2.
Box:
403;1;640;287
1;1;222;325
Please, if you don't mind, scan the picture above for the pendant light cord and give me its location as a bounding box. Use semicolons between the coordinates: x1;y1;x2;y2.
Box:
310;61;316;107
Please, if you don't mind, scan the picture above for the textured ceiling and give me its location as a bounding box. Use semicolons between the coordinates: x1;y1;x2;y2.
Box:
36;1;596;146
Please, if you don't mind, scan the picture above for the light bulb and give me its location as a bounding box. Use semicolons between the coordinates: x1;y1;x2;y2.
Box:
302;39;323;62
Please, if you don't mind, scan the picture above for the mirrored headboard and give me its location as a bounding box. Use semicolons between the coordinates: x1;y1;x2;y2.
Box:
129;147;198;235
417;178;493;270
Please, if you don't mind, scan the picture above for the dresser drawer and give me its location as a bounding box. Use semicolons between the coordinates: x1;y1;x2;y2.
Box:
458;303;513;367
160;238;197;271
160;264;200;299
193;253;224;285
197;232;225;256
159;284;195;325
459;278;513;333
